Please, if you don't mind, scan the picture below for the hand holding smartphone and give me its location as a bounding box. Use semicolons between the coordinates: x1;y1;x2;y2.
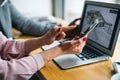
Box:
62;18;99;43
80;19;99;37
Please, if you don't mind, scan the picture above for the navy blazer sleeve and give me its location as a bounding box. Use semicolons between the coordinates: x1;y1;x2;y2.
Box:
9;1;59;36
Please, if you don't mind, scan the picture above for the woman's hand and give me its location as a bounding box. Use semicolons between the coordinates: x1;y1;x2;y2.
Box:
42;25;77;45
41;36;87;64
42;26;65;45
24;25;77;53
59;37;87;54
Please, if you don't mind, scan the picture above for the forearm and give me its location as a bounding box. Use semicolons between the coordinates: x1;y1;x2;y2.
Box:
40;38;87;64
41;46;63;64
24;36;46;53
24;26;63;53
0;53;44;80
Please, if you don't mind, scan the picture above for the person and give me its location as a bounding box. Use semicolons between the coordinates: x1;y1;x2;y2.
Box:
0;0;63;39
0;25;87;80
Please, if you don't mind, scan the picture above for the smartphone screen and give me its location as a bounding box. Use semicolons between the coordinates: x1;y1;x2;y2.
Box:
81;19;99;37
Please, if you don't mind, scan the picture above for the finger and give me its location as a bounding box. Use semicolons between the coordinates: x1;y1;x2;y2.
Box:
72;35;80;40
73;37;87;46
80;32;84;35
83;37;88;41
51;26;62;36
62;25;77;32
56;32;66;40
74;39;81;45
57;27;62;33
80;32;85;37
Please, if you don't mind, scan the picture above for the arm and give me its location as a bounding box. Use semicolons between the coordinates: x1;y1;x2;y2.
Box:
41;37;86;64
0;37;86;80
0;25;86;80
0;32;45;80
0;31;25;59
24;25;77;53
0;53;45;80
1;25;77;59
9;1;59;36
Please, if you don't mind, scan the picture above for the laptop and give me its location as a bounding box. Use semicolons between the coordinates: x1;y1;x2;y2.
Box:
42;1;120;69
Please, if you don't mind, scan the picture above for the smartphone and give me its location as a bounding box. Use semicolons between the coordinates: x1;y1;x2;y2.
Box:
80;19;99;37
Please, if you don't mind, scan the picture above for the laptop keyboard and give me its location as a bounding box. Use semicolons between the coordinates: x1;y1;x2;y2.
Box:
76;49;103;60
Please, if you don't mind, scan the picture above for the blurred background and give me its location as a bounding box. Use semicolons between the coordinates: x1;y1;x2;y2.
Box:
11;0;120;42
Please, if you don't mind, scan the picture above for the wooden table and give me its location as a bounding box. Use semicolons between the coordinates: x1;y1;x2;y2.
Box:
29;41;120;80
37;42;120;80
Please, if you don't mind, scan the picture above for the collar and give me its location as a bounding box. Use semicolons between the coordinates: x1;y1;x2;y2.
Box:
0;0;8;7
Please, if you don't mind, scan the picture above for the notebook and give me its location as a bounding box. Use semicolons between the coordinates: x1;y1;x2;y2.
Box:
42;1;120;69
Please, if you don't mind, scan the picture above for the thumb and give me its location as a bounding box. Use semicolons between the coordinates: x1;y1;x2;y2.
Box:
53;26;62;36
73;37;87;45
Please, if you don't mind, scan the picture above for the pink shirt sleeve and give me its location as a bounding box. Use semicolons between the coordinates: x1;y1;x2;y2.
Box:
0;32;45;80
0;32;25;59
0;54;45;80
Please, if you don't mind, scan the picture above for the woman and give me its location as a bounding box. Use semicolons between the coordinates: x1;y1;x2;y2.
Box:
0;25;87;80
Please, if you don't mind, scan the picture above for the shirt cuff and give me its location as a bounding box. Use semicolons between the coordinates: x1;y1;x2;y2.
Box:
31;53;45;69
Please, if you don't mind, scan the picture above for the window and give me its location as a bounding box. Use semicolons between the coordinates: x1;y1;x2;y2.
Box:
64;0;85;22
11;0;52;17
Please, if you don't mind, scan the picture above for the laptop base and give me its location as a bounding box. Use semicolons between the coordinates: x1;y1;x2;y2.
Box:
53;54;110;69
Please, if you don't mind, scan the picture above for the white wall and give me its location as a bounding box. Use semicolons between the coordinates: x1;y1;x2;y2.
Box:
64;0;116;22
64;0;85;22
11;0;52;17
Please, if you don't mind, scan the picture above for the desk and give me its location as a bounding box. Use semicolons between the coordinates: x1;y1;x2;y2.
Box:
13;18;120;80
28;40;120;80
33;42;119;80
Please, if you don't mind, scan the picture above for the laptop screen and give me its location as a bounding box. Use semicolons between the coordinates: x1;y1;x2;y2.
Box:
79;1;120;56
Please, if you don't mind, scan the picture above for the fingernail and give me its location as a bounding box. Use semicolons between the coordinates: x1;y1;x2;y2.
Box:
83;37;88;41
58;27;62;32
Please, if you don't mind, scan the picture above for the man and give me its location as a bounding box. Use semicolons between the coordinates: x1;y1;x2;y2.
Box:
0;0;61;39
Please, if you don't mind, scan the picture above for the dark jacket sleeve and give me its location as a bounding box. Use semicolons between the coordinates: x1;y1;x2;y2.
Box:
9;1;60;36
